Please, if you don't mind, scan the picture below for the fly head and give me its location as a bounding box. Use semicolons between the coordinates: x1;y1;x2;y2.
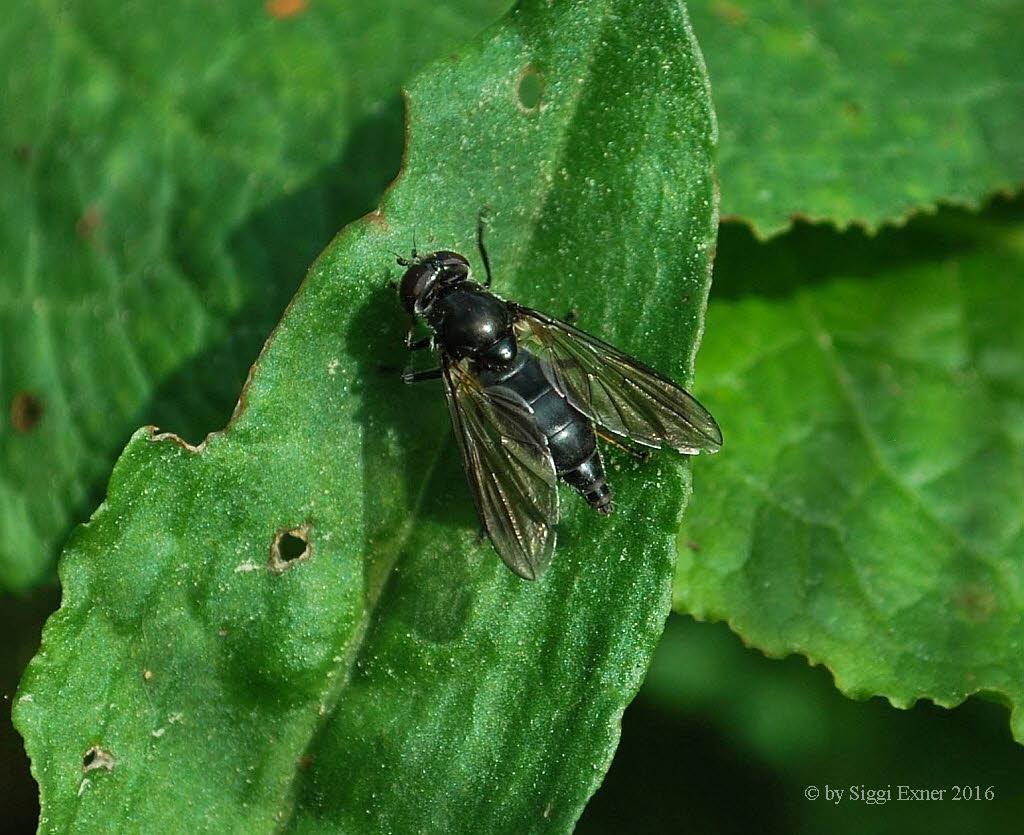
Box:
398;250;472;316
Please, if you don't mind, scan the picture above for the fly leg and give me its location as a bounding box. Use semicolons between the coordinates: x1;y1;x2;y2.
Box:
595;427;651;463
401;367;443;384
400;331;436;380
377;322;430;374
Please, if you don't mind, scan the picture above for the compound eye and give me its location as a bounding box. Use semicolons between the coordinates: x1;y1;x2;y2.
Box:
433;251;472;285
432;251;470;268
399;262;439;315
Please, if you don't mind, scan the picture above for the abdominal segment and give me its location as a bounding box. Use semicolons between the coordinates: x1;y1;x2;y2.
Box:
477;348;614;513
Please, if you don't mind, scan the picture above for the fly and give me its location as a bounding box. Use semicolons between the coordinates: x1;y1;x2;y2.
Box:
396;217;722;580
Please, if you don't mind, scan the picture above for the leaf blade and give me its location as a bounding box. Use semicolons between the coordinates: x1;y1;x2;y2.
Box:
676;202;1024;739
689;0;1024;236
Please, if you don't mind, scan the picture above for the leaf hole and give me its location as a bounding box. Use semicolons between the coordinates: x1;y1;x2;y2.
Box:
10;392;43;433
516;65;544;113
82;745;116;773
270;524;312;572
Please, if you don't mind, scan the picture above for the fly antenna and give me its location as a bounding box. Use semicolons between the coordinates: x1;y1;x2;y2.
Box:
477;209;493;287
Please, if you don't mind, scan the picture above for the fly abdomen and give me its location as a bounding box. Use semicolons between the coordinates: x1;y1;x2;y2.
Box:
478;348;615;514
535;387;614;515
558;448;614;514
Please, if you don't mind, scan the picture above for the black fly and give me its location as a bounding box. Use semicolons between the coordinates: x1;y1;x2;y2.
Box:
396;218;722;580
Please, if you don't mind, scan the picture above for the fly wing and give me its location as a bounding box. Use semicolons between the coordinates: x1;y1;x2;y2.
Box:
514;306;723;454
442;357;559;580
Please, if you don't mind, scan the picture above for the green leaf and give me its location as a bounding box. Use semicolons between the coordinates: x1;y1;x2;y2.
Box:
688;0;1024;237
0;0;508;592
15;0;718;831
676;199;1024;738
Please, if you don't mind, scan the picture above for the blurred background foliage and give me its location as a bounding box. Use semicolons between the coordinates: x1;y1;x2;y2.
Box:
2;0;1022;831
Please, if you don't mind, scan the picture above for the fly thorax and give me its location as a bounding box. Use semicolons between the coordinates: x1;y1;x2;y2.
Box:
431;287;515;361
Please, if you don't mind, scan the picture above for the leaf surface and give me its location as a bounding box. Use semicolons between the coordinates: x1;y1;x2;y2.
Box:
689;0;1024;236
15;1;719;831
676;201;1024;738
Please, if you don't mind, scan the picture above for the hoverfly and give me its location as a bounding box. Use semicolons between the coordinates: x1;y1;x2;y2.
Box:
396;218;722;580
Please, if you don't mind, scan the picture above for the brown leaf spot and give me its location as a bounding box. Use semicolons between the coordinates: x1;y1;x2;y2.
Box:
956;583;995;624
711;0;748;24
76;205;102;245
270;524;312;572
13;144;33;165
266;0;308;19
685;540;702;552
842;100;864;129
10;392;43;433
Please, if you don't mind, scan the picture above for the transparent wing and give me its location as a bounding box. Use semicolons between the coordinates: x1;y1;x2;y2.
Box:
514;306;723;454
442;358;559;580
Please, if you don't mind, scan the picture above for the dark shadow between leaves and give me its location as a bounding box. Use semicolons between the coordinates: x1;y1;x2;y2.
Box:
712;195;1023;302
1;586;61;832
